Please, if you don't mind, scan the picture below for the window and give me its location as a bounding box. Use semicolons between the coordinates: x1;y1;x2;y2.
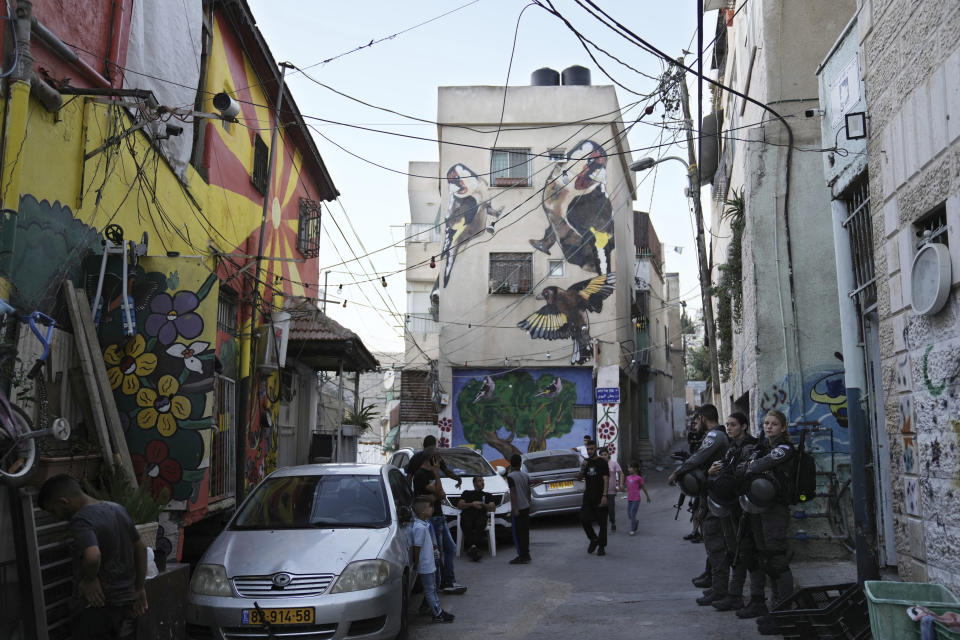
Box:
572;404;594;420
297;197;322;257
252;135;269;194
490;148;531;187
914;203;948;248
210;373;236;499
548;259;564;277
217;287;239;335
841;177;876;311
548;149;566;163
489;252;533;294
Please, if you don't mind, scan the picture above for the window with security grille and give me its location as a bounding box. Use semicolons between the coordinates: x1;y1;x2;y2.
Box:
914;203;948;248
298;198;322;257
489;252;532;294
252;135;268;194
210;374;236;499
490;148;531;187
841;177;876;312
573;404;594;420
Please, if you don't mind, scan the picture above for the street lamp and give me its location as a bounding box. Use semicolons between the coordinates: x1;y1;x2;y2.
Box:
630;155;721;405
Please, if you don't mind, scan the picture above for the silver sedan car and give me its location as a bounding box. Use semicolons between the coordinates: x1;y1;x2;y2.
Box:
186;464;415;640
523;450;585;517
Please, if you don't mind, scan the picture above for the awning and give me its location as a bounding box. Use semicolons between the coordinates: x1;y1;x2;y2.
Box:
284;298;379;372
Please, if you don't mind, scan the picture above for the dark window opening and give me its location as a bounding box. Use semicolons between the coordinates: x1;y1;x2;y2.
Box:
252;135;269;194
489;252;533;294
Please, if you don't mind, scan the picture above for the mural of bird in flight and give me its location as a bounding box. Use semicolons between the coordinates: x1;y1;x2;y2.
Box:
517;273;616;365
441;164;503;287
535;377;563;398
474;375;496;403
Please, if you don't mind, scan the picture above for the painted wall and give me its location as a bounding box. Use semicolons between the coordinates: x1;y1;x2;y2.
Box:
861;0;960;589
450;367;594;464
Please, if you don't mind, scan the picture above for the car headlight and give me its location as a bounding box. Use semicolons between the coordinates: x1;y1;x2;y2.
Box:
500;492;510;506
329;560;390;594
190;564;233;597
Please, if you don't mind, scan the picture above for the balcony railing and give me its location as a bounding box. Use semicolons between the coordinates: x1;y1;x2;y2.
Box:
406;312;439;333
405;223;443;244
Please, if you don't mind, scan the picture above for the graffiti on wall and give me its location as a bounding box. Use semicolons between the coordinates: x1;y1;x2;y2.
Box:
440;164;502;287
903;436;916;474
904;476;920;516
517;273;615;364
244;370;281;490
533;140;615;275
451;367;594;461
93;258;218;502
596;402;619;455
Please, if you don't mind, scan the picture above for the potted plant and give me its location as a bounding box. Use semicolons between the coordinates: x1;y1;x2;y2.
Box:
83;463;170;547
343;400;378;434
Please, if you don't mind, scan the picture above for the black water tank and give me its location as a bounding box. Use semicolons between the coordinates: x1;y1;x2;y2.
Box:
561;65;591;86
531;67;560;86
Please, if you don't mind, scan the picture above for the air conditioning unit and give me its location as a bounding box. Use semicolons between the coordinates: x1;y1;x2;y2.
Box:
257;311;291;370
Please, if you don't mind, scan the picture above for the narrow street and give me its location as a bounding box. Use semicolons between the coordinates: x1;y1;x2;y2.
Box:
410;462;856;640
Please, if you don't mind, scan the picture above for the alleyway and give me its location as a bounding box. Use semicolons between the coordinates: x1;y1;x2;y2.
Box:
410;459;856;640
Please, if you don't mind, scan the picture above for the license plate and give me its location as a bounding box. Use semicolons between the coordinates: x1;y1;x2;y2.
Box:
242;607;315;626
547;481;574;490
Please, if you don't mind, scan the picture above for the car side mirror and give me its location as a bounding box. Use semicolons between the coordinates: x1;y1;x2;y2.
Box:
398;505;414;525
495;466;506;476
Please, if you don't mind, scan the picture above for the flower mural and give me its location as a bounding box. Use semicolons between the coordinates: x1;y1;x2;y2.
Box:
135;375;193;437
104;334;158;395
145;291;204;345
132;440;182;501
166;341;210;374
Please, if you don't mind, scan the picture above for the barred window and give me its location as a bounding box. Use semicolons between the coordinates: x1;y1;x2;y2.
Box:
841;177;876;312
914;203;948;248
297;198;322;258
489;252;532;294
490;148;531;187
573;404;594;420
217;287;239;335
252;135;268;194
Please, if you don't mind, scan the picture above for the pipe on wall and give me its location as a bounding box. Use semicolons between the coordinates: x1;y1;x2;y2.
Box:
30;16;111;89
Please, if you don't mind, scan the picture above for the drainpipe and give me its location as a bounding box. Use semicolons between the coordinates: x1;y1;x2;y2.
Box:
0;0;34;300
30;16;112;89
830;199;879;583
105;0;125;86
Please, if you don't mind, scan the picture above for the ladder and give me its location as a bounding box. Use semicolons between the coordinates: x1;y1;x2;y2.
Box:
10;486;73;640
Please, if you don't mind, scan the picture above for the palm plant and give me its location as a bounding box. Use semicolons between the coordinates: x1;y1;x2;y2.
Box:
343;400;379;433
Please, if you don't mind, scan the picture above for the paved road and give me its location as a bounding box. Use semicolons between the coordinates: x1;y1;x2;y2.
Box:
408;465;770;640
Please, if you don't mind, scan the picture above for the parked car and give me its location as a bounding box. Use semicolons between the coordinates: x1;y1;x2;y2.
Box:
186;463;415;640
522;449;585;517
388;446;513;531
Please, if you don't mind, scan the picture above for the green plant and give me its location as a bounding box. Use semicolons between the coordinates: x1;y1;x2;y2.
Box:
343;400;379;433
83;463;169;524
713;187;746;382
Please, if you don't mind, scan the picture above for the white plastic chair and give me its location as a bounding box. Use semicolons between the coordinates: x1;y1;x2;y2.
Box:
454;509;496;557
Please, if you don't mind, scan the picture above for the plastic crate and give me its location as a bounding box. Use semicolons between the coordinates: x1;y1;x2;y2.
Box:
864;581;960;640
767;582;872;639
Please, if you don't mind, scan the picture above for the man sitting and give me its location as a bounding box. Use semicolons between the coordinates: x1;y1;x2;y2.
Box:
457;477;496;561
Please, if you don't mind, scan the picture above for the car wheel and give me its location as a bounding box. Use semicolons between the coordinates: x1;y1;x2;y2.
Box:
395;572;410;640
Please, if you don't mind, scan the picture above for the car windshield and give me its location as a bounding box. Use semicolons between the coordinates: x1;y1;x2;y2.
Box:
434;449;494;477
232;474;390;530
525;454;581;472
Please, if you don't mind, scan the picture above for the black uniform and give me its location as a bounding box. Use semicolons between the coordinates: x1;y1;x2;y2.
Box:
580;456;610;550
739;433;796;605
678;426;729;597
712;433;764;604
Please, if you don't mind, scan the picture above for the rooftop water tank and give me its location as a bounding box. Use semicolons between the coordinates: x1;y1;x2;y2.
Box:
561;65;591;86
531;67;560;86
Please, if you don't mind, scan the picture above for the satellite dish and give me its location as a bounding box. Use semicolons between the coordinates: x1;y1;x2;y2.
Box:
383;370;396;390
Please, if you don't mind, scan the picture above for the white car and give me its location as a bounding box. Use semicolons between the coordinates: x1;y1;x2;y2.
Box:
388;447;513;531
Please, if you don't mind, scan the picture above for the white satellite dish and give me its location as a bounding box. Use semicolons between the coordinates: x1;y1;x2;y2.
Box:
383;370;396;390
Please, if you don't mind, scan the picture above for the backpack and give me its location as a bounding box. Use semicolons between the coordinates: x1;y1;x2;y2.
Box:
791;448;817;505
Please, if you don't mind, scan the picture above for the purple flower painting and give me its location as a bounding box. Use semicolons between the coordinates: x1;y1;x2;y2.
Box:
145;291;204;345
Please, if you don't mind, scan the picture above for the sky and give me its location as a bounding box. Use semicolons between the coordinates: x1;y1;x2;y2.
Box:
247;0;714;354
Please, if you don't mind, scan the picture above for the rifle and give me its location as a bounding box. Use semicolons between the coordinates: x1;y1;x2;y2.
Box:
674;492;686;520
730;512;747;567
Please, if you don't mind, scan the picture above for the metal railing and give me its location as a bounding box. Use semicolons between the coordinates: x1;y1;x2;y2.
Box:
210;374;236;500
405;223;443;244
406;313;439;334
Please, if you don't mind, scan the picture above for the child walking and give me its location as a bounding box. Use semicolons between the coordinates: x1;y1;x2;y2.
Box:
625;464;652;535
411;498;455;623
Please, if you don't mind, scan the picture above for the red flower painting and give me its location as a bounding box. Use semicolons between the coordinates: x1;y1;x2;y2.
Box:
132;440;182;501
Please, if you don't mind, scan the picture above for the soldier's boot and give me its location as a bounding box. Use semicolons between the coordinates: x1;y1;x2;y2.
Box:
736;597;769;619
711;595;744;611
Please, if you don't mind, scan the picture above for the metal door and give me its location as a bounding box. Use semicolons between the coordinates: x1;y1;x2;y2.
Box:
277;371;299;468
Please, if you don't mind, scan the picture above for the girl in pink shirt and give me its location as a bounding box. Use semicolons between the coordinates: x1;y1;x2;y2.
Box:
625;464;652;535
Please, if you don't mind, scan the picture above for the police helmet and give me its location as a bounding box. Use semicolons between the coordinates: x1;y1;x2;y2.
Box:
708;475;742;505
738;476;777;514
707;496;732;517
678;468;707;497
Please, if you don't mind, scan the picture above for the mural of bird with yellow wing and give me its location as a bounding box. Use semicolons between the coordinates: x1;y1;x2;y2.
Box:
441;163;502;287
517;273;616;364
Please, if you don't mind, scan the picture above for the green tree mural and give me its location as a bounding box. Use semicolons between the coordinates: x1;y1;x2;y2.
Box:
458;371;576;458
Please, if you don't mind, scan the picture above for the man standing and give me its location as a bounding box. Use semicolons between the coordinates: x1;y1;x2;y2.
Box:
668;404;729;605
457;477;496;561
411;453;466;595
599;447;624;531
579;440;610;556
506;454;532;564
38;474;148;640
574;434;591;461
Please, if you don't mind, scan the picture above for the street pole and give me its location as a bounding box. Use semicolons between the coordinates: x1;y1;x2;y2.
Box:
323;270;329;314
678;58;721;407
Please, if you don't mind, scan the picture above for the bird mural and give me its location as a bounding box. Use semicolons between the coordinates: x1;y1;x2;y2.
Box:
532;139;615;274
535;377;563;398
474;375;496;403
441;164;503;287
517;273;616;365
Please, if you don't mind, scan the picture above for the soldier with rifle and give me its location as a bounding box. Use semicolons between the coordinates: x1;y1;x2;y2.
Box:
668;404;728;603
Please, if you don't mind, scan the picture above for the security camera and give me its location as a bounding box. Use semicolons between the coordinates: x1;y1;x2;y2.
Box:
212;92;240;120
804;108;825;118
165;124;183;137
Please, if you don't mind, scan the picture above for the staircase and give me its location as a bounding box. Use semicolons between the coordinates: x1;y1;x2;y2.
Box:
635;438;655;462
